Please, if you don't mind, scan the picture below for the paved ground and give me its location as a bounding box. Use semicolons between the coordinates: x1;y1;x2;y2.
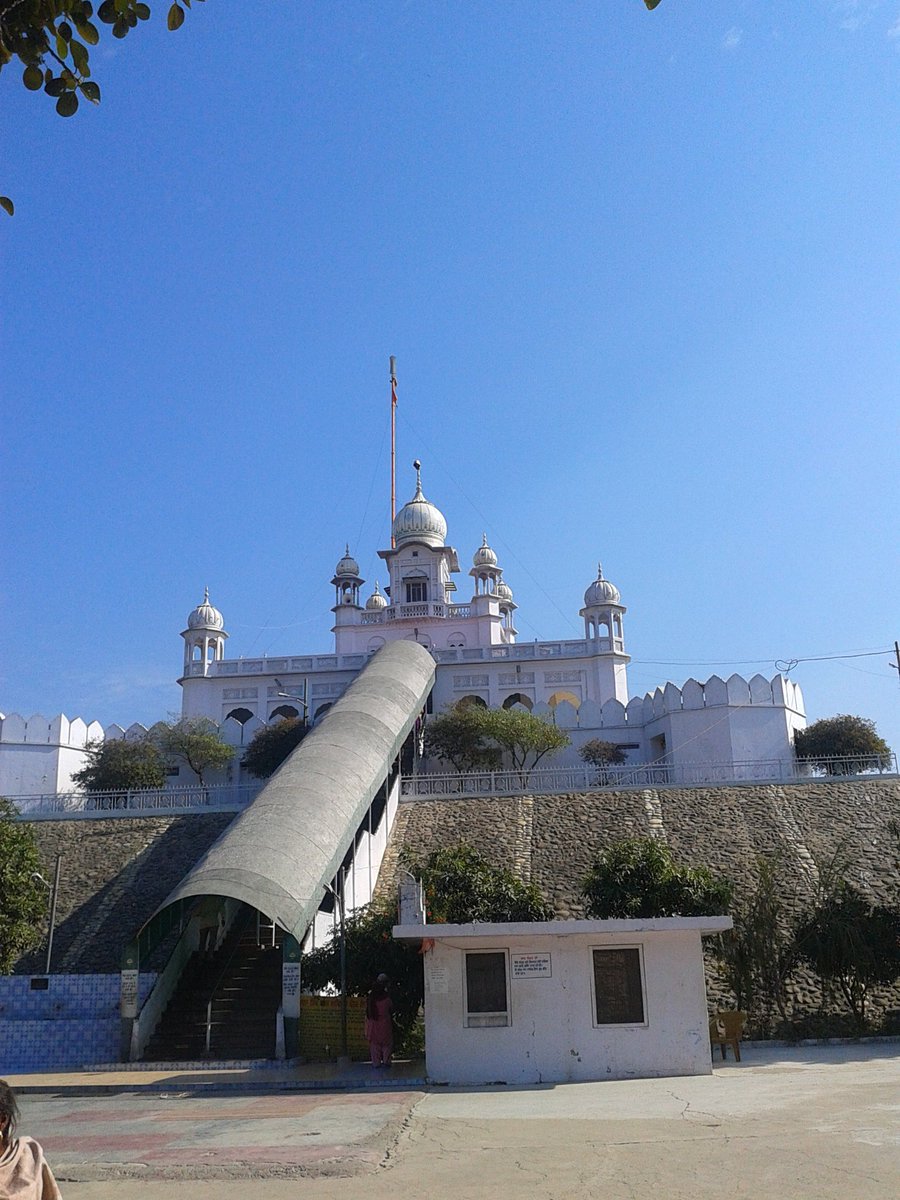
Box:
13;1044;900;1199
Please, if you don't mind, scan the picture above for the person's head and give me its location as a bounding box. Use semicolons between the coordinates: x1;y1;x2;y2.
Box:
0;1081;19;1143
377;973;389;986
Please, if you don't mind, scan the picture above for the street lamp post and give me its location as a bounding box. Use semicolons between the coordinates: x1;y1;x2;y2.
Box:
273;679;310;725
31;854;62;975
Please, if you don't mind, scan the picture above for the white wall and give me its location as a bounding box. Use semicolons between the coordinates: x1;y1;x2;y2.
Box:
419;927;714;1085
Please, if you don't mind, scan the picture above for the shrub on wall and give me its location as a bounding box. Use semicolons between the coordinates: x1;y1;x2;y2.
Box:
581;838;732;919
72;738;167;792
794;715;891;775
242;718;309;779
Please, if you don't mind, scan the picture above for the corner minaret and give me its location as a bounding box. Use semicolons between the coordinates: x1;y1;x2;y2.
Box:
181;587;228;677
579;563;629;703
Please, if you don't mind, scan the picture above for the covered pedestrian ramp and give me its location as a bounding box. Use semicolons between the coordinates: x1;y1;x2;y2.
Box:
120;640;435;1061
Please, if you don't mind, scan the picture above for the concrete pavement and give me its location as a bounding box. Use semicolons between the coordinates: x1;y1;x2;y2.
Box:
12;1044;900;1199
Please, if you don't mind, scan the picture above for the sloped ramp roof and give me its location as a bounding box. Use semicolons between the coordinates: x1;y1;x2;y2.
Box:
149;639;435;940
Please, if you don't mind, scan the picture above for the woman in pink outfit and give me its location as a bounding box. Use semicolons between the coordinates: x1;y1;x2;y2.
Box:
0;1080;62;1199
364;973;394;1068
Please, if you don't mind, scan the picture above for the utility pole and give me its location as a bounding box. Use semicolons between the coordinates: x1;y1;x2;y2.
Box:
891;641;900;688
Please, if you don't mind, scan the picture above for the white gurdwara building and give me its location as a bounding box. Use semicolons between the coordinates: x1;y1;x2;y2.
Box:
177;463;807;775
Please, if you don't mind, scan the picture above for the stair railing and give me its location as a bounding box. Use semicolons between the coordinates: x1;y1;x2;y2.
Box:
204;907;255;1057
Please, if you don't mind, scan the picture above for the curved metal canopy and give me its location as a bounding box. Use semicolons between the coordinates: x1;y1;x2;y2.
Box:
148;639;435;941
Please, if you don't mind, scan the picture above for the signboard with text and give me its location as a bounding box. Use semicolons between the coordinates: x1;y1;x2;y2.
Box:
511;953;552;980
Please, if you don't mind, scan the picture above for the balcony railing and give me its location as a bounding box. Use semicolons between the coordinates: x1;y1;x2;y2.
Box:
400;754;898;799
13;784;261;819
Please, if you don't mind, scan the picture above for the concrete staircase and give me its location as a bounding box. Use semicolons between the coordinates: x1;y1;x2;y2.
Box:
141;915;283;1062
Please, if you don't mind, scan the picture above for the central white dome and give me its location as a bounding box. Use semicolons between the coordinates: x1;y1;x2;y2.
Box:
392;462;447;548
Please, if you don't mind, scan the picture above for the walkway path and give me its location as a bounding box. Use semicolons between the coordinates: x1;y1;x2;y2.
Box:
11;1044;899;1199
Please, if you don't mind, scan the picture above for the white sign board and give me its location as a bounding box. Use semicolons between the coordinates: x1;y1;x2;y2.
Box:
511;953;552;980
426;961;449;994
120;968;139;1018
282;960;301;1018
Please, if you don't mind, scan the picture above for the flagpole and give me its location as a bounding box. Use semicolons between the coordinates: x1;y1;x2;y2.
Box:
390;356;397;548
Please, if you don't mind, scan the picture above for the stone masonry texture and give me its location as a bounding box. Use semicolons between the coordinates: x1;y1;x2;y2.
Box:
14;780;900;1021
377;778;900;1022
16;813;237;974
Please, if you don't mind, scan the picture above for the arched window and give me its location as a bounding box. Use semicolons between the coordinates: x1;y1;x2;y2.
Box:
313;702;333;722
206;641;217;661
547;691;581;710
270;705;299;722
225;706;254;724
367;636;386;653
192;645;202;661
456;694;487;709
502;692;533;711
447;632;466;648
613;614;623;637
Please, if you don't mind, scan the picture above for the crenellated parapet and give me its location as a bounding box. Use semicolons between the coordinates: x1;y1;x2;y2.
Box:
637;673;805;719
0;712;104;748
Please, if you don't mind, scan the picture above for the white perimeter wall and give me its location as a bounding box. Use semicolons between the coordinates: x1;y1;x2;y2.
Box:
421;928;712;1086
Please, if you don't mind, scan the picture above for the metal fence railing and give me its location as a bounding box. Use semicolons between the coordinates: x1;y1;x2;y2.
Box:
13;783;261;819
401;753;899;799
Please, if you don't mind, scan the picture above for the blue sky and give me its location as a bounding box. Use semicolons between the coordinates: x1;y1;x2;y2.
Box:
2;1;899;755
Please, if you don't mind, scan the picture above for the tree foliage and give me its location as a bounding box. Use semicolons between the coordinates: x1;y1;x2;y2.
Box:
581;838;732;919
579;739;627;767
408;843;554;924
71;736;166;792
303;843;554;1045
302;906;426;1046
0;0;198;119
424;704;569;780
714;856;797;1030
794;715;891;775
0;798;48;973
423;704;502;772
796;882;900;1029
156;717;232;785
241;717;309;780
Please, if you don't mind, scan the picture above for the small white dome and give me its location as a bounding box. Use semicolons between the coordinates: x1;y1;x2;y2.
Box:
473;533;498;568
583;563;620;607
187;587;224;630
497;578;513;601
392;461;447;548
366;582;387;610
335;544;360;577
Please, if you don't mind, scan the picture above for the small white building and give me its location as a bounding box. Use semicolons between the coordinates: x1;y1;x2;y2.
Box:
393;916;732;1086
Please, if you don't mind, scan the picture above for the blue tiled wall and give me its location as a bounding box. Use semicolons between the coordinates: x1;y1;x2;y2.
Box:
0;973;156;1072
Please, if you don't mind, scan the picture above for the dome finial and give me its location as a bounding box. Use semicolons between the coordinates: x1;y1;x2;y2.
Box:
391;461;447;547
597;562;603;579
187;588;225;631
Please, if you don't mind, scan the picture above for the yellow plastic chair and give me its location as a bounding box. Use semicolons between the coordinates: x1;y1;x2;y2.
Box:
709;1010;747;1061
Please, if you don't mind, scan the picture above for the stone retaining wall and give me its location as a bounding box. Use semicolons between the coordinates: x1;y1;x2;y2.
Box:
16;813;237;974
378;778;900;1024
